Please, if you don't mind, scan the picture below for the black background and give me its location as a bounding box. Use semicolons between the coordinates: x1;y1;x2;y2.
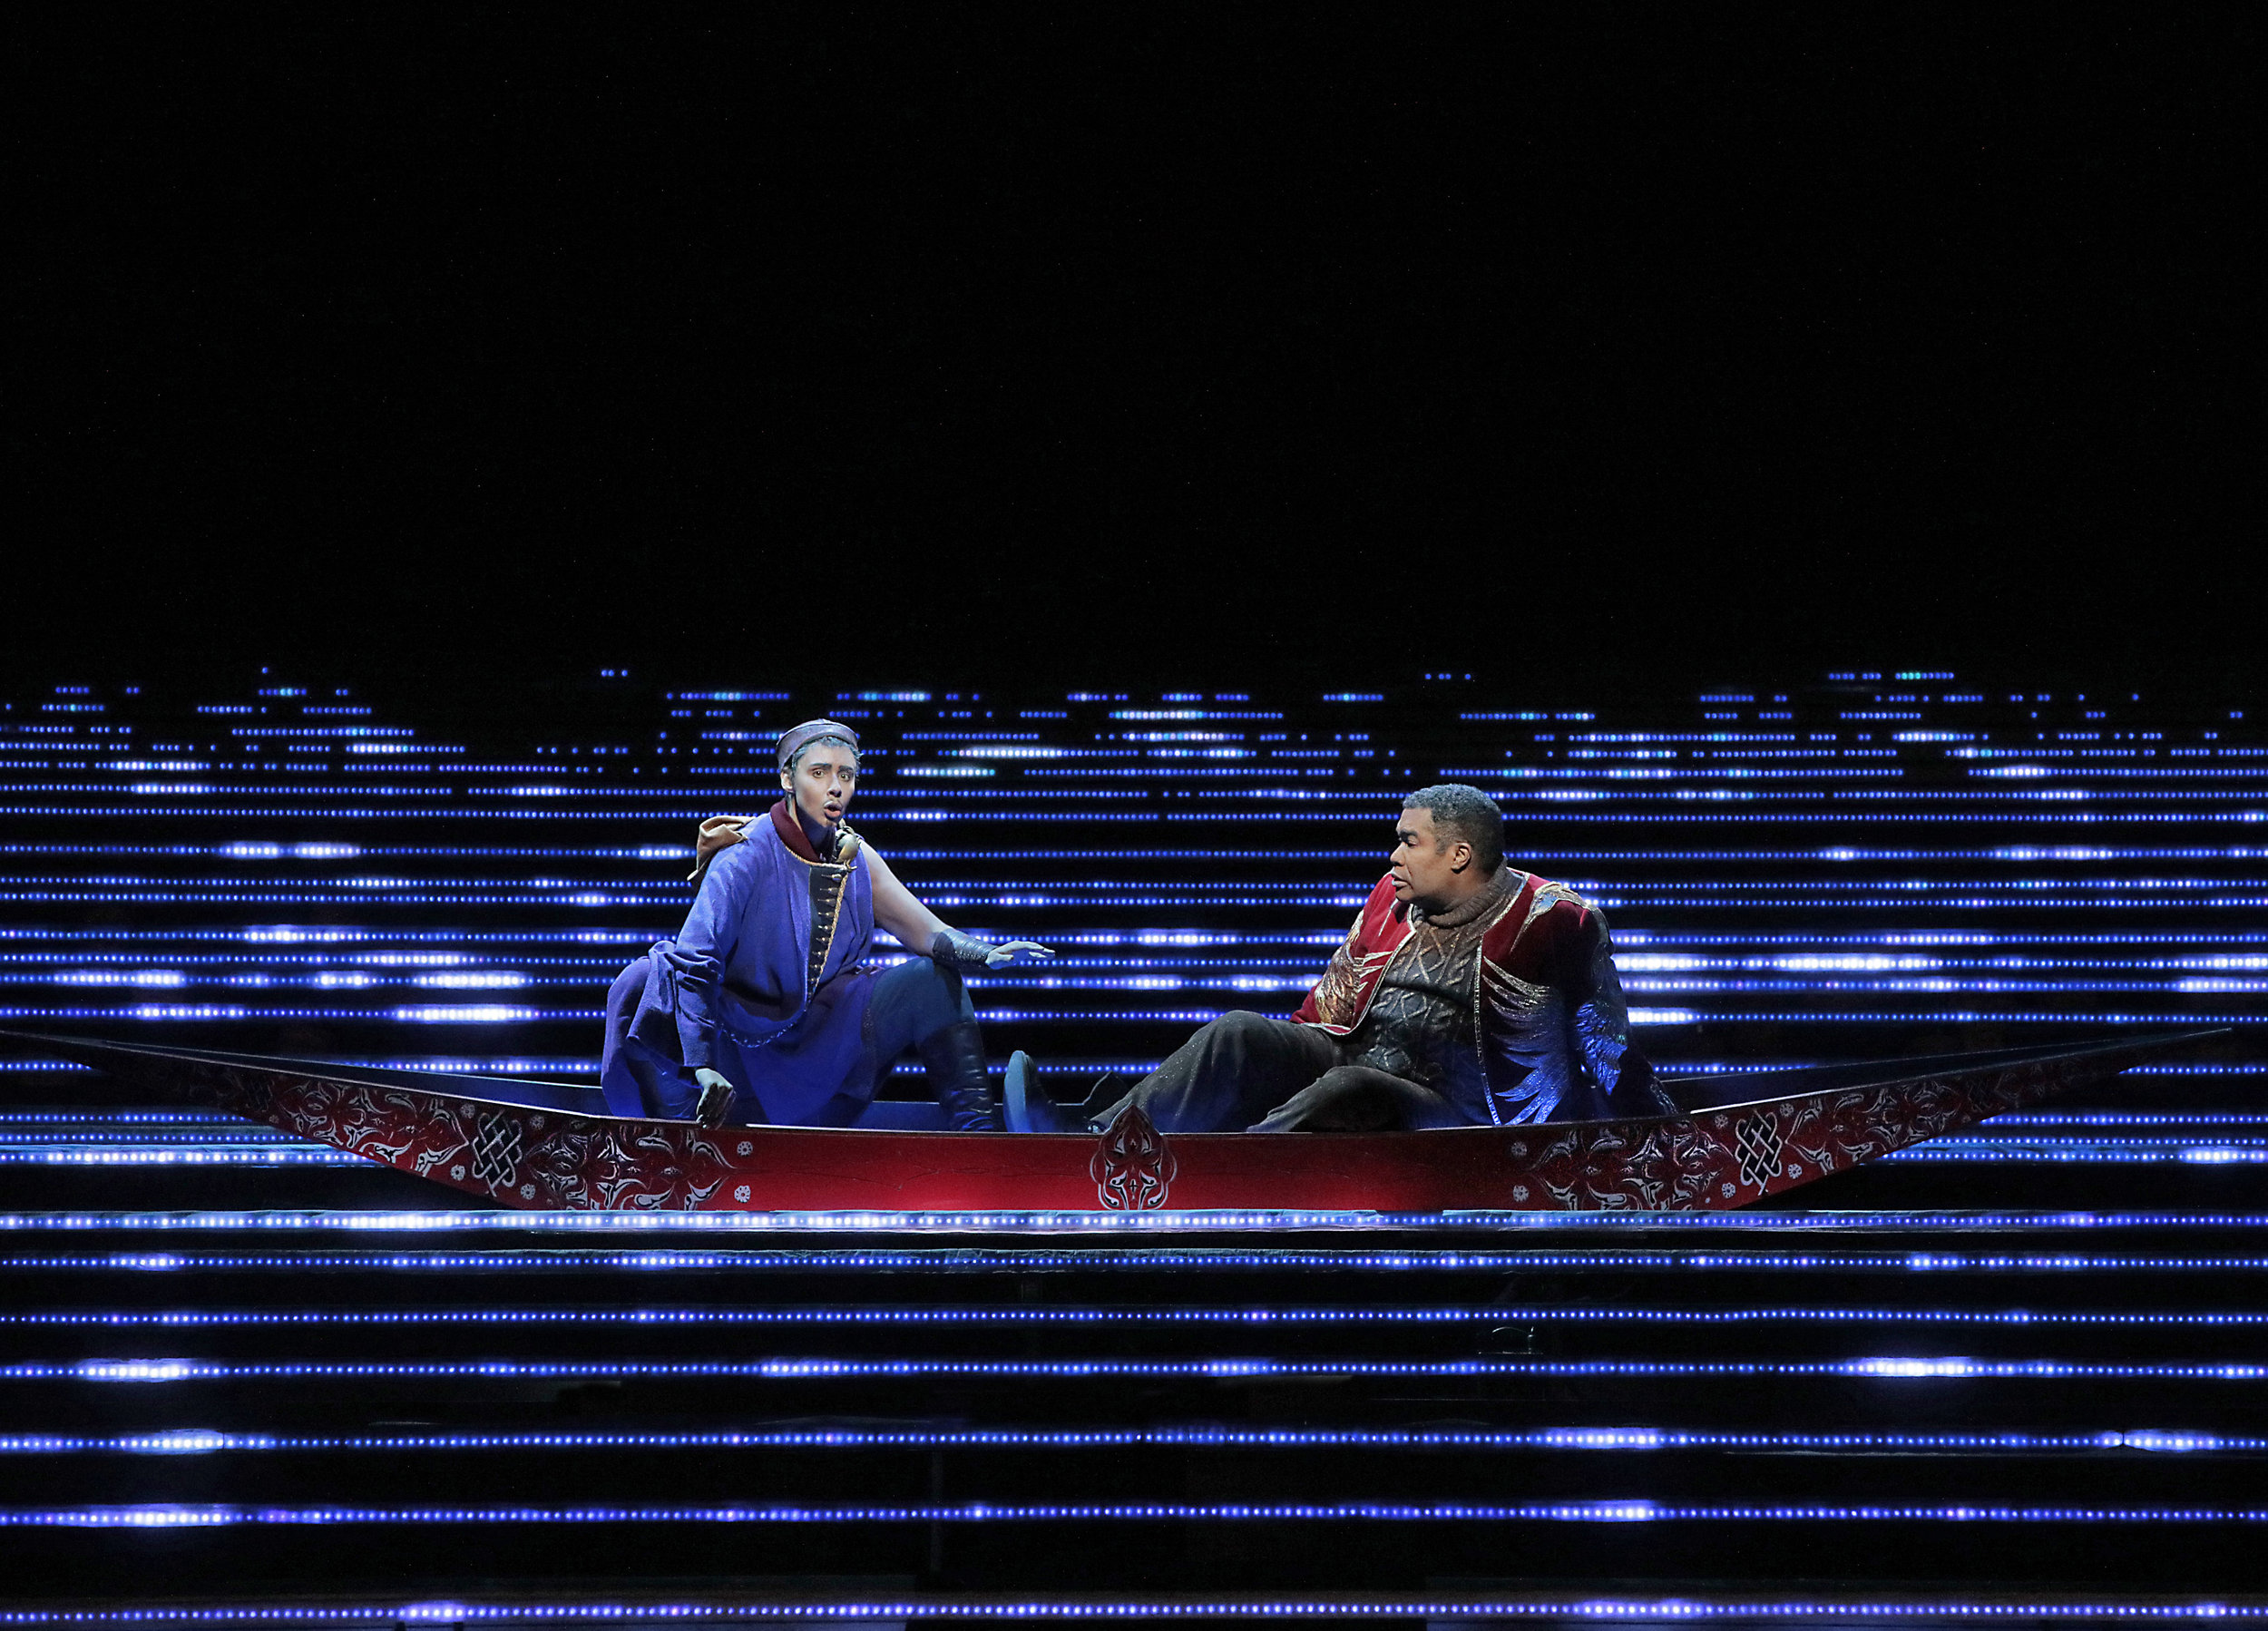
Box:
6;9;2255;698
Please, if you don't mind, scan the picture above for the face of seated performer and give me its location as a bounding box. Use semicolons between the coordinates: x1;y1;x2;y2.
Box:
1388;805;1488;914
780;743;859;840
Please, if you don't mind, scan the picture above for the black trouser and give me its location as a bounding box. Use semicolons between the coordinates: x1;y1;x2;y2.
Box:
859;954;978;1068
1088;1010;1471;1133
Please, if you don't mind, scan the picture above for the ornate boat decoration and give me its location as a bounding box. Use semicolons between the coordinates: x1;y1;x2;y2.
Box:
0;1030;2211;1215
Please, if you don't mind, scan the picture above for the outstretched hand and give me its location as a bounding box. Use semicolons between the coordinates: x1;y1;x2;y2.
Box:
984;941;1054;968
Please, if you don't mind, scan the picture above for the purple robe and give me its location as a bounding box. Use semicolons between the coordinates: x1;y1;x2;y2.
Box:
600;806;881;1127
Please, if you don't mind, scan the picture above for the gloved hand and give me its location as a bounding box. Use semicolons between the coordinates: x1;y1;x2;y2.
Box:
931;930;1054;972
690;1067;737;1127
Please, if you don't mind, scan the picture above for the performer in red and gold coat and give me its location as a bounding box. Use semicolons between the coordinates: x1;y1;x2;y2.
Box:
1009;784;1676;1133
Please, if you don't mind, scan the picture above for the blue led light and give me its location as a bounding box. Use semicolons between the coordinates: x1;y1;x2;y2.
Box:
22;1246;2268;1275
0;1424;2248;1458
8;1595;2268;1626
22;1354;2268;1385
10;1498;2268;1527
0;1110;238;1124
7;1304;2268;1332
15;1208;2268;1235
0;1148;361;1167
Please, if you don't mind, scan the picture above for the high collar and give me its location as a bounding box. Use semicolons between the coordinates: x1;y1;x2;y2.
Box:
768;797;835;864
1412;864;1517;930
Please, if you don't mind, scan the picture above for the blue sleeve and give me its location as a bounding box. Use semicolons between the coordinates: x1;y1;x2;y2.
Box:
1565;909;1677;1118
658;844;759;1069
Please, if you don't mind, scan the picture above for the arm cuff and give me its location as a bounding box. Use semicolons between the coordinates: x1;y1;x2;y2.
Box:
930;929;994;970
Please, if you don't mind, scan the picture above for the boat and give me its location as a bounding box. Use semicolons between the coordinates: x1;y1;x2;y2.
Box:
0;1028;2214;1215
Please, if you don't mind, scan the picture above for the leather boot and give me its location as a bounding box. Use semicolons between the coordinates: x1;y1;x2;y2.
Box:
918;1020;1003;1132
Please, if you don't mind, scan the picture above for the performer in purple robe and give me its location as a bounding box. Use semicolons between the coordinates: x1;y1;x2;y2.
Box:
600;719;1049;1129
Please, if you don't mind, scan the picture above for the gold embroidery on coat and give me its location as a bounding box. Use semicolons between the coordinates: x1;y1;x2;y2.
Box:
786;822;864;996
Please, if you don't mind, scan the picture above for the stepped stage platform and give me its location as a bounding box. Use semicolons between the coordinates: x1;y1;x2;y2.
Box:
1;672;2263;1626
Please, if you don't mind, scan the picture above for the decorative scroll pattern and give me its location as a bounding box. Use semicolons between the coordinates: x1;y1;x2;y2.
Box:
182;1061;731;1211
1523;1051;2126;1212
1090;1104;1176;1211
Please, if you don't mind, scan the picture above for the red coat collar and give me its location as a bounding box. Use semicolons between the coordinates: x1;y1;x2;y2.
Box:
769;797;824;863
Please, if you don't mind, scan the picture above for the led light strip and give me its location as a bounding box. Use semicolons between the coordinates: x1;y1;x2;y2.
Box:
1635;929;2268;946
6;1210;2268;1235
0;1111;240;1125
15;839;2241;859
8;1499;2268;1527
9;1141;2263;1170
10;924;2266;947
15;1128;2263;1150
23;1355;2268;1384
2002;1112;2268;1126
10;803;2258;823
1887;1147;2268;1166
8;1304;2268;1331
20;1248;2268;1275
0;1131;304;1144
0;1149;363;1167
12;1593;2268;1626
0;1425;2244;1457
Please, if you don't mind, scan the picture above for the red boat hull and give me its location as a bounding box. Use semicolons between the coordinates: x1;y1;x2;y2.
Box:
2;1030;2202;1214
